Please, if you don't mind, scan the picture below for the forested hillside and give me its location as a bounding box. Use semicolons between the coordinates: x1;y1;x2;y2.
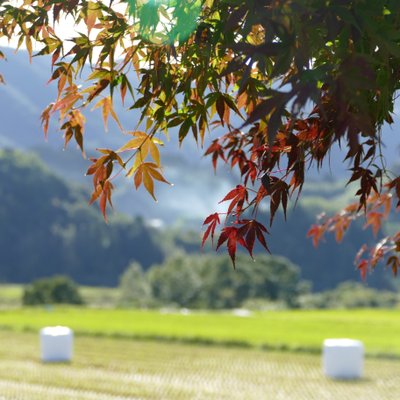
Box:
0;149;163;285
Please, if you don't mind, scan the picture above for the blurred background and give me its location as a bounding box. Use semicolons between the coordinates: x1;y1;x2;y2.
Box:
1;47;400;400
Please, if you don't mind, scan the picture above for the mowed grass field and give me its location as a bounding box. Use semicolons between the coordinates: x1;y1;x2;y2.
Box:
0;307;399;356
1;330;400;400
0;308;400;399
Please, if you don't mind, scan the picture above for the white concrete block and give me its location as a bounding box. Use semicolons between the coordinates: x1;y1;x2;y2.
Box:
322;338;364;379
40;326;73;362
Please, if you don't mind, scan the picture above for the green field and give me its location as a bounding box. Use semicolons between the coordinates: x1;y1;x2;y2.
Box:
0;307;399;356
1;308;400;399
0;284;23;307
0;330;399;399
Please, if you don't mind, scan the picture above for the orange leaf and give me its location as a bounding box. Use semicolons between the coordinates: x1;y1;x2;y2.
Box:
306;224;325;247
40;103;54;139
132;162;169;200
333;218;349;243
92;96;122;132
117;132;159;161
147;165;169;183
103;181;114;221
364;211;383;237
118;137;147;152
89;183;102;205
85;2;98;34
143;169;155;200
53;85;82;117
134;167;143;189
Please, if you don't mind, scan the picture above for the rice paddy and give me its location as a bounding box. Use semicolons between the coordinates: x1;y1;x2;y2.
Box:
0;330;399;400
0;307;399;356
1;307;400;398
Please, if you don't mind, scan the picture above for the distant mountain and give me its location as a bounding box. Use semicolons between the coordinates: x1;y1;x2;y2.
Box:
0;149;164;285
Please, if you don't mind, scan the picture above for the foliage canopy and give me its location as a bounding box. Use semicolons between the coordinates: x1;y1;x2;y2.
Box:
1;0;400;276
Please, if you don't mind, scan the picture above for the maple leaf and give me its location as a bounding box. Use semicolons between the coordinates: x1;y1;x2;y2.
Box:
348;167;379;211
216;95;226;125
84;1;98;34
216;226;243;267
241;161;258;185
202;213;221;247
99;180;114;222
87;178;114;222
215;220;270;266
86;149;125;219
204;140;226;171
269;179;289;226
40;103;54;139
60;110;86;155
238;219;270;258
357;259;369;281
306;224;325;248
92;96;122;132
334;217;350;243
118;131;162;166
219;185;248;217
254;185;268;207
364;211;384;237
132;162;169;201
52;84;83;118
51;46;61;67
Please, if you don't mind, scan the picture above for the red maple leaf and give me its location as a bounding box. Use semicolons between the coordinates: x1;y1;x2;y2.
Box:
357;259;369;281
204;140;226;171
216;226;243;266
202;213;221;247
219;185;248;217
215;220;270;266
238;219;270;258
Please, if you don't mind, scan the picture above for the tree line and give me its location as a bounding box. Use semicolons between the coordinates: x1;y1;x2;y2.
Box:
22;257;399;310
0;148;395;291
118;255;399;309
